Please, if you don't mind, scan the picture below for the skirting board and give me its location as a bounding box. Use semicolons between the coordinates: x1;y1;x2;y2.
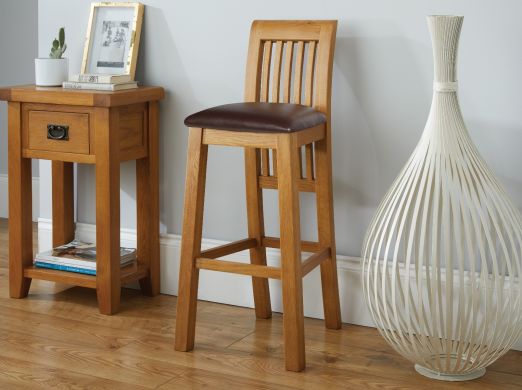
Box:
37;218;522;352
0;174;40;221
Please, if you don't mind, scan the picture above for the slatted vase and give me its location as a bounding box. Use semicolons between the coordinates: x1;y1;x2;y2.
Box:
362;15;522;381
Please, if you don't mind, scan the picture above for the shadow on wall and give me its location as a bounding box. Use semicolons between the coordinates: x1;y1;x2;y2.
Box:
115;6;201;233
330;30;432;254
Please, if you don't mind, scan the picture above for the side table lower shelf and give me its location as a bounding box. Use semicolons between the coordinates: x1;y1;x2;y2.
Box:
24;262;150;289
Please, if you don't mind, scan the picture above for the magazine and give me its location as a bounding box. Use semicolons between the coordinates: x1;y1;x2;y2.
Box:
33;262;98;275
34;240;136;274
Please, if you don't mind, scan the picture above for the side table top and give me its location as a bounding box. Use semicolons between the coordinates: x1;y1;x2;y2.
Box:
0;85;165;107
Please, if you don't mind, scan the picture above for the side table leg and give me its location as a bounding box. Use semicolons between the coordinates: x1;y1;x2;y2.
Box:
52;161;75;246
8;102;32;298
95;107;121;315
136;101;160;296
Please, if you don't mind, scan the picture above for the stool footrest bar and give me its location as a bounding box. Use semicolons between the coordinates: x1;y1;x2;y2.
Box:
200;238;257;259
258;176;316;192
261;236;321;252
195;258;282;279
301;248;330;276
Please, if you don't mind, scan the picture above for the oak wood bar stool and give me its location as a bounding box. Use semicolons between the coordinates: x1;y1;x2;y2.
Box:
175;20;341;372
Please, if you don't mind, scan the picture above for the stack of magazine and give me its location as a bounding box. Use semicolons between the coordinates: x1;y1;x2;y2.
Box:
63;73;138;91
35;240;136;275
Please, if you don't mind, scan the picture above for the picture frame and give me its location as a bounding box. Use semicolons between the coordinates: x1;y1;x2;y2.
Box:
81;2;144;79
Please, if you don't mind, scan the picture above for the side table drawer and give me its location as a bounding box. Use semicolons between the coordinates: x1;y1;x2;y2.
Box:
26;110;90;154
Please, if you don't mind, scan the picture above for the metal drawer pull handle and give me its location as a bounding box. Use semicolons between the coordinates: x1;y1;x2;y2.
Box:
47;124;69;140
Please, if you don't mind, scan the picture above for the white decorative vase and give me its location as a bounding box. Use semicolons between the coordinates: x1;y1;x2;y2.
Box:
362;15;522;381
35;58;68;87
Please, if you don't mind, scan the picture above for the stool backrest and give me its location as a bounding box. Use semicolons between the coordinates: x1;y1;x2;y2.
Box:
244;20;337;118
244;20;337;183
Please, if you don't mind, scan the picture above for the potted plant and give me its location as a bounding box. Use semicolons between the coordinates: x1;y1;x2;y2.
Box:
35;27;68;86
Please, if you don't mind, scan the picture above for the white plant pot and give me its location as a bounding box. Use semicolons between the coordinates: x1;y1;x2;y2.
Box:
34;58;68;87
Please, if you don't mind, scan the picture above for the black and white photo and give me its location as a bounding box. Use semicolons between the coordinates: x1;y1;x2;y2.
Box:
81;3;143;77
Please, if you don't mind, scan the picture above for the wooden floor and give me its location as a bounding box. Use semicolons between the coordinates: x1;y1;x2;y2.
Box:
0;219;520;389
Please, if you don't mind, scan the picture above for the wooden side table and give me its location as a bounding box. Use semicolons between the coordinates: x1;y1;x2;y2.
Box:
0;85;164;314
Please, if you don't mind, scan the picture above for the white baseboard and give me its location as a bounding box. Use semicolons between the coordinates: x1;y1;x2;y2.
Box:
37;218;522;351
0;174;40;221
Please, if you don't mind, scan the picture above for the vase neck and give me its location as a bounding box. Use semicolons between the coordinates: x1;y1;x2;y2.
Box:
428;16;463;83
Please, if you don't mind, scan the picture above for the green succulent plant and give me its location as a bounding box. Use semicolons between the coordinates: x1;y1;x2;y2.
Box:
49;27;67;59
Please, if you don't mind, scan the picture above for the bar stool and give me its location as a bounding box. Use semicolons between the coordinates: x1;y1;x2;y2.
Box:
175;20;341;372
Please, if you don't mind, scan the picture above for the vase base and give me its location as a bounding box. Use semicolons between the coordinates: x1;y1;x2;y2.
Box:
414;364;485;381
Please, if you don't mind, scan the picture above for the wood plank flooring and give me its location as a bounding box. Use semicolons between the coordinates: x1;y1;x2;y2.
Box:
0;218;520;389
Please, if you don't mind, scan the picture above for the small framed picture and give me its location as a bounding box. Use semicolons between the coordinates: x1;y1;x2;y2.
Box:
81;2;144;78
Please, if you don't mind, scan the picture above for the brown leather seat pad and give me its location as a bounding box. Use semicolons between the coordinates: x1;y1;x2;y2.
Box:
184;102;326;133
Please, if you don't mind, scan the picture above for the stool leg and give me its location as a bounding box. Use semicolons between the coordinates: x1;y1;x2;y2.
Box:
244;147;272;319
175;128;208;352
314;138;342;329
277;134;305;372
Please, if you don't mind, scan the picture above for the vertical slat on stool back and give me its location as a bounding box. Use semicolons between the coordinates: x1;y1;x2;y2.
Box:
271;41;284;102
244;20;337;183
282;41;294;103
293;41;305;104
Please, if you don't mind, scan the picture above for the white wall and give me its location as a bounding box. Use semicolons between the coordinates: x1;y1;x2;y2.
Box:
38;0;522;256
0;0;39;177
36;0;522;349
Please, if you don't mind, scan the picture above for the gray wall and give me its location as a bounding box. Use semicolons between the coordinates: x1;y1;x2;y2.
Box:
38;0;522;258
0;0;38;176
